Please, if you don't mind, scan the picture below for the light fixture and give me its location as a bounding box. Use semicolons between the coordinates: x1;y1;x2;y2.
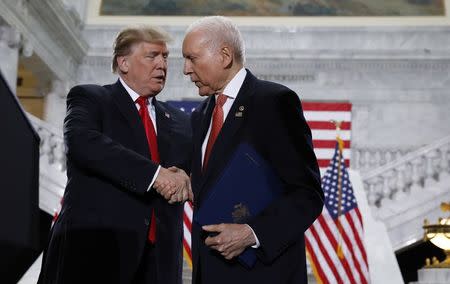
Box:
423;202;450;268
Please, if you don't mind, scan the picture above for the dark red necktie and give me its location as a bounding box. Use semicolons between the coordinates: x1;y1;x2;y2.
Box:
136;96;158;243
203;94;228;170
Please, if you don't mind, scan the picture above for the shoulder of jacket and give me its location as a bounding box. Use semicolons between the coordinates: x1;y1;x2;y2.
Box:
69;83;114;99
157;101;190;120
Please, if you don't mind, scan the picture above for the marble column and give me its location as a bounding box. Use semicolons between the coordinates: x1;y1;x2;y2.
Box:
43;79;71;129
0;25;20;94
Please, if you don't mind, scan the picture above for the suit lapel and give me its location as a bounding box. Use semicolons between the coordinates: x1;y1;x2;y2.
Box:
153;99;173;166
198;71;257;204
191;97;215;199
198;97;216;149
110;80;150;157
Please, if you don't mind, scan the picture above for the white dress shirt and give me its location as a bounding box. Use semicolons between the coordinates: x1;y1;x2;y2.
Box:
200;68;260;248
201;68;246;163
119;77;160;191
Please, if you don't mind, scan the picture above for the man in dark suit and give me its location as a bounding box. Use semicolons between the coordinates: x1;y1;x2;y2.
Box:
182;16;324;283
38;26;192;284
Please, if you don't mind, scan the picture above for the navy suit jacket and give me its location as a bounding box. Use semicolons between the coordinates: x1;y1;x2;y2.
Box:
39;80;191;284
190;70;323;284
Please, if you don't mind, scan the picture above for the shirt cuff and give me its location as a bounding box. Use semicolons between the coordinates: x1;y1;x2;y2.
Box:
246;224;260;248
147;165;161;192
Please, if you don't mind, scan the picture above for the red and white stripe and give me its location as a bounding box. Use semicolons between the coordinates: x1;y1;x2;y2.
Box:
304;102;371;283
303;102;352;171
183;201;193;268
306;208;369;284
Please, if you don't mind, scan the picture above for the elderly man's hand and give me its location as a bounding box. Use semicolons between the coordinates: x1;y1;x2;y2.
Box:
203;223;256;260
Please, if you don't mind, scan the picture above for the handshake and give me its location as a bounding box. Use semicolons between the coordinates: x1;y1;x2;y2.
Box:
153;166;193;204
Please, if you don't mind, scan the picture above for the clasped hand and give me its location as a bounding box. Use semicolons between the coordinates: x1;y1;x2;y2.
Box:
153;166;193;204
203;223;256;260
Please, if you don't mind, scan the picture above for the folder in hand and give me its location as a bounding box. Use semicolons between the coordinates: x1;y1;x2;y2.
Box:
194;142;283;268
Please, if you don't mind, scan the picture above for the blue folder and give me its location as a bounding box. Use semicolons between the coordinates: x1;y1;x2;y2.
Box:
194;143;283;268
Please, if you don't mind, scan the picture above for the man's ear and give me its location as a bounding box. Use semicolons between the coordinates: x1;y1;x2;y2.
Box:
221;46;233;68
117;56;129;73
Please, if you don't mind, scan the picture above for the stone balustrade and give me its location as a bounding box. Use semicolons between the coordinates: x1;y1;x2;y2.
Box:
361;135;450;210
28;115;65;172
352;147;414;172
27;114;66;215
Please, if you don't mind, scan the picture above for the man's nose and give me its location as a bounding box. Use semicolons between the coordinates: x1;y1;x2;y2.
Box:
183;60;191;75
155;55;167;69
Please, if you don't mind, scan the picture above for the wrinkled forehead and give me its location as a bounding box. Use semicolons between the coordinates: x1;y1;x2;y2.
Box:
184;29;221;52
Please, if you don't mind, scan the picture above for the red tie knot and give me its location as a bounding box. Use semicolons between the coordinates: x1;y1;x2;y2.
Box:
216;94;228;107
136;96;148;108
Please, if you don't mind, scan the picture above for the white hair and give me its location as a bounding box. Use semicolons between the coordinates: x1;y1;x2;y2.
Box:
186;16;246;64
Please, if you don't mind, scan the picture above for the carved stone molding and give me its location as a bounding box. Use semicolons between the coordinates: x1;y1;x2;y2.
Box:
84;25;450;58
0;25;20;93
81;55;112;68
0;25;20;48
79;54;450;96
0;0;88;82
246;59;450;72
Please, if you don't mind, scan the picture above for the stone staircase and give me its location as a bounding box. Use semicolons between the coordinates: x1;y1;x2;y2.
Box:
361;135;450;251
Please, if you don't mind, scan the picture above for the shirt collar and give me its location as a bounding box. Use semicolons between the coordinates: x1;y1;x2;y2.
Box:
119;77;154;105
221;68;246;99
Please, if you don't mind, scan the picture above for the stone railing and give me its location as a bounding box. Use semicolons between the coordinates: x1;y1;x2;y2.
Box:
27;114;66;215
361;135;450;210
352;147;414;173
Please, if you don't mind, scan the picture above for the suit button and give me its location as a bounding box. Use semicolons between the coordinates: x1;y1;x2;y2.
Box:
144;218;150;226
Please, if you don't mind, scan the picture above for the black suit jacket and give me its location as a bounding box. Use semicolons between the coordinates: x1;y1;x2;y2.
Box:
190;70;323;284
39;80;191;284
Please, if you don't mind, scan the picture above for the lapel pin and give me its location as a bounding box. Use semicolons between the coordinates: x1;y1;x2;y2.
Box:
235;105;245;117
165;112;170;118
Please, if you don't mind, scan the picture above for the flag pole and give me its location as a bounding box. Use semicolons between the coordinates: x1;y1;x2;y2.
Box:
331;120;345;259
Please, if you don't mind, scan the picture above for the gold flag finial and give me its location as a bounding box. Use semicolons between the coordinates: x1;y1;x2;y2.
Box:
330;120;343;144
330;120;344;150
330;120;342;131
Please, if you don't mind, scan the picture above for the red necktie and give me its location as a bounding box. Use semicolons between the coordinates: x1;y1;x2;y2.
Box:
136;96;158;243
203;94;228;170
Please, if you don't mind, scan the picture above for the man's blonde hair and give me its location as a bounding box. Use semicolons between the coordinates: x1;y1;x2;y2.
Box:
112;26;172;73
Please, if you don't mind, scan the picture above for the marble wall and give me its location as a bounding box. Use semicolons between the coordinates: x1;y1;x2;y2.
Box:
2;0;450;152
78;25;450;152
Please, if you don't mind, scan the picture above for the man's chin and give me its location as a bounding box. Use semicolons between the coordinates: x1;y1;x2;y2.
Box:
198;87;215;97
148;86;164;96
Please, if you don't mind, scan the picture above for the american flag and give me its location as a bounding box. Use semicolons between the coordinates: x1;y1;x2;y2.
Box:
167;100;198;268
305;137;369;284
168;100;354;272
302;102;351;172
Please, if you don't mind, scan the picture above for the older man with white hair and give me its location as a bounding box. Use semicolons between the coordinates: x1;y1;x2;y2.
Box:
183;16;324;284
